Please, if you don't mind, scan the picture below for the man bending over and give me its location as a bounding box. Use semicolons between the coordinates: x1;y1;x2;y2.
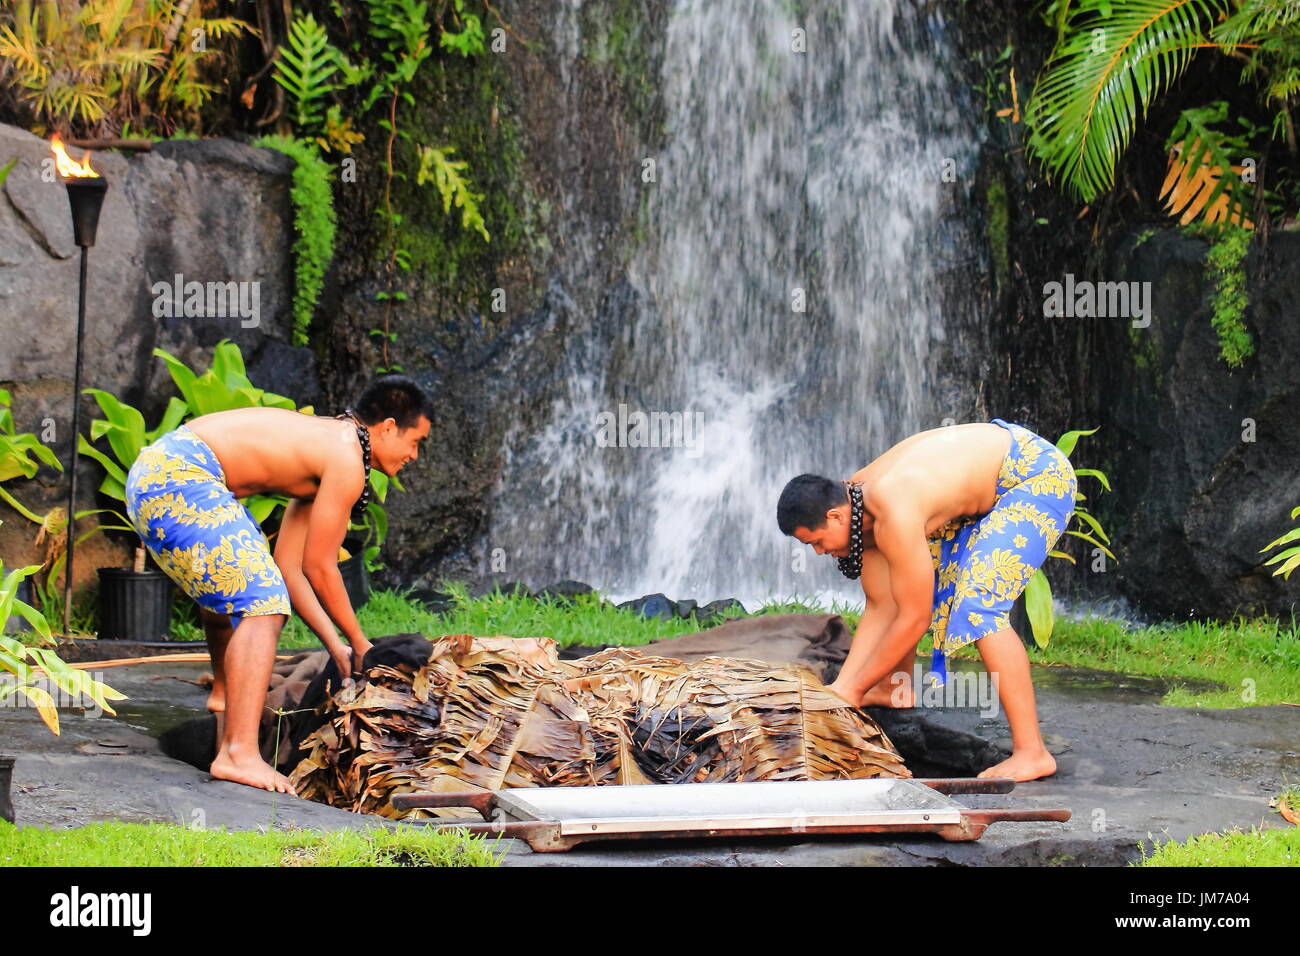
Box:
776;419;1076;781
125;375;433;794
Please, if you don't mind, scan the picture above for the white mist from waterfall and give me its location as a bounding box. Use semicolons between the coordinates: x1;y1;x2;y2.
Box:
488;0;977;608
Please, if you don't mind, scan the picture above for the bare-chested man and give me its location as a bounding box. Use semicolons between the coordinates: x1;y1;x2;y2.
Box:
124;376;433;794
776;419;1077;781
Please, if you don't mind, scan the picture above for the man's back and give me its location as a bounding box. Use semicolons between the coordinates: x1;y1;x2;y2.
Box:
850;422;1012;534
186;407;361;500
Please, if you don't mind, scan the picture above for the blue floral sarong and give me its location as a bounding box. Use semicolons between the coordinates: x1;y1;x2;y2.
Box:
124;425;292;629
925;419;1076;686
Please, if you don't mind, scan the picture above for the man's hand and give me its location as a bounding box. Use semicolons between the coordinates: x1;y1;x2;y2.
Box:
329;640;372;682
329;647;354;683
349;637;374;674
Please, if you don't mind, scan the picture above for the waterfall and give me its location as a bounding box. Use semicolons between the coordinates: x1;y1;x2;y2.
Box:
488;0;980;608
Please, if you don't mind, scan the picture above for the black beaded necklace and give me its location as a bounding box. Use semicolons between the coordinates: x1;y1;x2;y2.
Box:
335;409;371;521
837;481;866;580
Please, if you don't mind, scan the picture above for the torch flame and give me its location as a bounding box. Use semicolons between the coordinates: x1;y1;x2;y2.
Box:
50;135;99;178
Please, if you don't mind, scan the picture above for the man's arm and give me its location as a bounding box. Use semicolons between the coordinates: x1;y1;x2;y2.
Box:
273;455;373;674
831;492;935;701
826;547;897;703
302;458;373;671
274;499;357;674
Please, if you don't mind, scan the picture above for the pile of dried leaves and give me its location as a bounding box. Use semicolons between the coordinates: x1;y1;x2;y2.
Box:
290;635;910;818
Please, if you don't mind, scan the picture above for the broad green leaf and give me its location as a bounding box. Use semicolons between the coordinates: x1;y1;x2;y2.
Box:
150;396;189;439
1023;569;1054;648
1055;425;1099;458
1073;467;1111;491
1260;526;1300;552
19;684;59;734
1065;529;1117;561
153;347;201;406
1071;507;1112;545
77;435;127;491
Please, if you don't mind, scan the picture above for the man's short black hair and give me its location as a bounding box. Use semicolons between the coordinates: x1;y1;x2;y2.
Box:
776;474;847;536
355;375;435;429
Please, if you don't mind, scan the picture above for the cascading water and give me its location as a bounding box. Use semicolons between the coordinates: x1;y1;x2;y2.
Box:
489;0;980;607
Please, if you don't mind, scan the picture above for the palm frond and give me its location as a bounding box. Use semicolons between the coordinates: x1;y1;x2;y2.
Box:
1026;0;1230;201
1160;103;1255;227
1214;0;1300;50
291;637;910;817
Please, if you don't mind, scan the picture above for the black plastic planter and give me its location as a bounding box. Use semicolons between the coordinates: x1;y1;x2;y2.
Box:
98;568;173;641
2;578;34;634
0;755;14;823
339;553;371;610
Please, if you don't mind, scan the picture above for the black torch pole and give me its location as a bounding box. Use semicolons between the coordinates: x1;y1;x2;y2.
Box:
62;247;90;636
62;171;107;637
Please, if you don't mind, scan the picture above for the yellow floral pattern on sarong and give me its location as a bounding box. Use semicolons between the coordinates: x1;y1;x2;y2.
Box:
923;419;1077;686
124;425;291;628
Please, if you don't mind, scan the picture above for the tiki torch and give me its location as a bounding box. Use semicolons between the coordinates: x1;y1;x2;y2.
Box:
51;135;107;636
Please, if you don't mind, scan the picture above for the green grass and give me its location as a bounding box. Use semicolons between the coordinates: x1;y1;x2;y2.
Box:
1137;824;1300;866
0;819;502;867
279;584;698;649
191;584;1300;710
1003;615;1300;708
1136;782;1300;865
276;581;760;651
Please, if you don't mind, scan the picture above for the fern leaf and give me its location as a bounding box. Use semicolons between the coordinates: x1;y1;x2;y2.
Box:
272;13;342;132
416;145;490;241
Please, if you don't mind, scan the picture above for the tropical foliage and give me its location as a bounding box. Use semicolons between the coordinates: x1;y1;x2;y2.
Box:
1261;506;1300;579
0;388;63;531
77;339;394;570
262;1;493;370
1198;223;1254;366
1023;427;1116;648
1025;0;1300;229
1159;103;1256;229
271;12;369;152
0;0;253;137
416;144;490;242
1;557;125;735
254;135;338;345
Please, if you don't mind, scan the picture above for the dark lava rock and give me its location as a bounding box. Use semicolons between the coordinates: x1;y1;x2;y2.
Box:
470;579;532;599
617;593;677;620
696;598;745;625
408;587;456;614
1099;229;1300;619
532;580;597;604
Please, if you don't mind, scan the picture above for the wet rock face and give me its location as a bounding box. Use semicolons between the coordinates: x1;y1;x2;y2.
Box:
1100;229;1300;619
0;124;314;574
949;2;1299;622
320;0;672;590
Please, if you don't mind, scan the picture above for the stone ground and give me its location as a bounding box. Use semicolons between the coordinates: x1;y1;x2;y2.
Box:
4;658;1297;866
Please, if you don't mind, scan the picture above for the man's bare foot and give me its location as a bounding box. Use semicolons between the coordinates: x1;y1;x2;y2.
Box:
206;691;225;713
824;681;860;707
978;748;1057;782
210;750;298;795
